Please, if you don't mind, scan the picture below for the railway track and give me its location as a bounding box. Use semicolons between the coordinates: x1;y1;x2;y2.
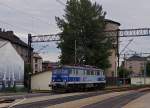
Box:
1;86;150;108
0;99;15;104
82;90;148;108
9;87;150;108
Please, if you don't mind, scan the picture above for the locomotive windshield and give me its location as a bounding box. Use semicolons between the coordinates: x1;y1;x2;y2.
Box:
53;68;61;74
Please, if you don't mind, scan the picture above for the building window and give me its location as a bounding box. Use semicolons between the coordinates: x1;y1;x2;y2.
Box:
35;64;38;69
129;65;132;69
35;58;38;63
112;71;114;77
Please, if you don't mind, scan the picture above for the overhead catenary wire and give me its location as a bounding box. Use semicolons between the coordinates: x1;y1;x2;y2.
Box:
125;48;138;54
36;44;49;52
0;1;50;25
56;0;66;6
120;39;134;55
0;19;38;34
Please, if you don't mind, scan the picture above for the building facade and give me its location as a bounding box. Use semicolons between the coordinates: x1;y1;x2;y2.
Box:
0;40;24;89
0;29;34;88
42;61;58;71
104;19;120;78
124;55;146;77
33;53;43;74
31;71;52;91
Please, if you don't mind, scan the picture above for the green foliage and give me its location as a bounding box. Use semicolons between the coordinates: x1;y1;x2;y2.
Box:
56;0;112;70
118;66;130;78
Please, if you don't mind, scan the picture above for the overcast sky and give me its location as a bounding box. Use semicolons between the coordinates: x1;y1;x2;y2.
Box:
0;0;150;61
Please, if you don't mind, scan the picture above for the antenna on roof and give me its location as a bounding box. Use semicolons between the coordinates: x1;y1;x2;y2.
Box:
56;0;65;6
2;29;5;32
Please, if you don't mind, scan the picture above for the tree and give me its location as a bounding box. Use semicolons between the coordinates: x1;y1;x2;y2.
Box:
118;66;130;78
56;0;112;70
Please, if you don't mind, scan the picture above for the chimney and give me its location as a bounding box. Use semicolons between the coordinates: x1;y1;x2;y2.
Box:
6;31;14;35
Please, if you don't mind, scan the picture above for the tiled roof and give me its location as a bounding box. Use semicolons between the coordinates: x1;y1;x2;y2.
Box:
0;30;29;48
33;53;42;59
127;55;146;61
105;19;121;26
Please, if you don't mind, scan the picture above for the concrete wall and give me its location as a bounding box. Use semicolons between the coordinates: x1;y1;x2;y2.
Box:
131;77;150;85
31;71;52;91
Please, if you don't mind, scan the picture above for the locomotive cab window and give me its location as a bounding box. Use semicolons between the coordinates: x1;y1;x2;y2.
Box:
97;71;100;75
100;71;102;76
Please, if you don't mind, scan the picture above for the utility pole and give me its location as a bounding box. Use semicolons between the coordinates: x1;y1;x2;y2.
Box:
74;40;77;65
28;34;32;93
123;54;126;85
116;29;120;84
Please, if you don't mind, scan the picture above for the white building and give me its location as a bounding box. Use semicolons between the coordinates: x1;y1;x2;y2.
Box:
32;53;42;74
0;40;24;89
131;77;150;85
31;71;52;91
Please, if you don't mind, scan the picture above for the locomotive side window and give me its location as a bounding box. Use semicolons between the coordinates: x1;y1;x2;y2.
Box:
78;69;84;75
68;68;72;75
72;69;76;75
75;69;78;75
93;70;96;75
70;69;75;75
91;70;94;75
84;70;87;75
87;70;90;75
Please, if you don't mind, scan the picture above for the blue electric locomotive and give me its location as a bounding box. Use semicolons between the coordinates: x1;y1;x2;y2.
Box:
50;65;106;91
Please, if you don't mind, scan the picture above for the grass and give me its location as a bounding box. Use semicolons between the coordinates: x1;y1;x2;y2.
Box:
0;87;27;93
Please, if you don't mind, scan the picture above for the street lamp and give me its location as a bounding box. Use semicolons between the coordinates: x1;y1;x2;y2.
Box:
144;61;147;85
143;57;150;85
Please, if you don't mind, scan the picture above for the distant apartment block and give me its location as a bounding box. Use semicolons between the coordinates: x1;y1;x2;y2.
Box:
124;55;146;77
42;61;58;71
